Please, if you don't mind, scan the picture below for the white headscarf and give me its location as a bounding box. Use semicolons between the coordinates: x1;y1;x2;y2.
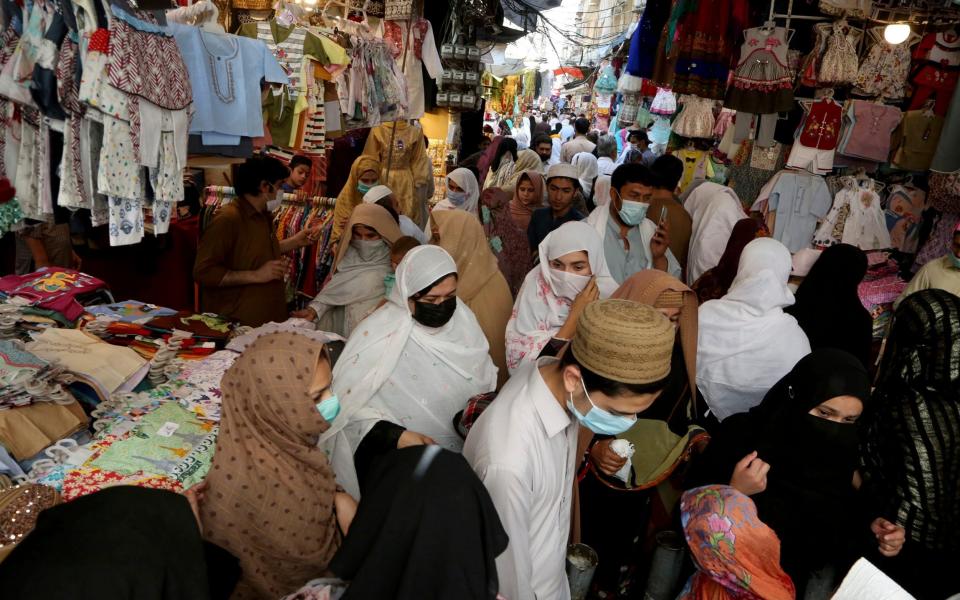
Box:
434;168;481;214
504;221;618;374
683;181;749;285
319;245;497;497
560;120;575;141
361;185;393;204
696;238;811;421
572;152;599;199
593;174;612;207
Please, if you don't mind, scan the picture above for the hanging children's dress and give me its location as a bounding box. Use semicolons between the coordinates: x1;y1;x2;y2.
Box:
818;22;859;86
854;29;911;100
650;87;676;115
725;24;794;146
672;95;716;139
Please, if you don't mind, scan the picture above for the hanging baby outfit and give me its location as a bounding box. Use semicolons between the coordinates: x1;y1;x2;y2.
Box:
787;98;843;175
908;31;960;117
672;95;716;139
725;25;793;147
890;110;945;172
382;19;442;119
837;100;902;163
884;184;927;254
650;87;676;115
814;181;891;250
854;29;911;101
818;22;859;86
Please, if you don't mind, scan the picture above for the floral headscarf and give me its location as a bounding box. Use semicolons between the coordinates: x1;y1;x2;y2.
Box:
679;485;795;600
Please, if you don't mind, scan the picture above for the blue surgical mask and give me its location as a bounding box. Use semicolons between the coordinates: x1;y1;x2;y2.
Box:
446;190;468;206
566;377;637;435
617;193;649;227
316;394;340;422
357;182;376;195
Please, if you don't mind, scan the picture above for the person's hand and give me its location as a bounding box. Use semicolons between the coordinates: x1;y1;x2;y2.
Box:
397;430;436;448
650;220;670;260
729;451;770;496
300;225;322;246
255;259;287;283
335;491;358;535
589;439;628;477
184;481;207;529
570;276;599;318
290;308;318;321
70;251;82;270
871;518;906;557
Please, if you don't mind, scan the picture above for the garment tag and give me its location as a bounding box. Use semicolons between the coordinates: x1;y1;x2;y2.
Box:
156;422;180;437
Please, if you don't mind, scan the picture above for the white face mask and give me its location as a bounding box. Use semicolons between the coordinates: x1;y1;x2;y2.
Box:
266;187;283;212
549;268;590;301
351;238;385;262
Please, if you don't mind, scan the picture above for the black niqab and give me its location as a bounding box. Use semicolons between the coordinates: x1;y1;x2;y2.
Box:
331;446;509;600
786;244;873;367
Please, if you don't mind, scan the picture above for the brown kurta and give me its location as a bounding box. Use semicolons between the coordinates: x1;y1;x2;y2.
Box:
193;196;286;326
650;189;693;272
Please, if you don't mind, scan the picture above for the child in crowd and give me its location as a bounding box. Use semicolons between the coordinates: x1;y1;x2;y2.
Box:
384;236;421;299
283;155;313;192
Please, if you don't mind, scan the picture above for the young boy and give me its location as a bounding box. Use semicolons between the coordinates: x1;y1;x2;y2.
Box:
282;155;313;192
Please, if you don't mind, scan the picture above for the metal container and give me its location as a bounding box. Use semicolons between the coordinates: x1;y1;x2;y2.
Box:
643;531;685;600
566;543;598;600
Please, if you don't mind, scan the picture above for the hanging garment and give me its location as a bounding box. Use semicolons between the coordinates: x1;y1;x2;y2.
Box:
814;183;892;250
890;110;945;172
854;30;911;100
786;98;843;175
725;25;794;115
908;31;960;117
818;22;859;86
672;95;716;139
798;22;831;89
884;184;927;254
650;87;676;115
362;122;431;225
767;170;834;253
838;100;902;162
668;0;750;100
382;19;442;119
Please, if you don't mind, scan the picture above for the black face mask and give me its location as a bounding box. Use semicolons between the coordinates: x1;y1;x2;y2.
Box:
412;297;457;328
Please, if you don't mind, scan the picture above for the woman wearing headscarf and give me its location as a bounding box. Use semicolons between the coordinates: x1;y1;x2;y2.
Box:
687;350;906;596
691;218;762;304
0;486;240;600
697;238;811;420
328;446;508;599
477;136;503;189
319;245;498;498
331;156;382;244
683;181;749;286
504;221;619;374
202;331;347;599
577;269;702;597
860;290;960;600
293;204;402;337
679;485;795;600
572;151;599;207
433;168;480;215
501;149;543;192
479;171;542;296
483;137;519;190
783;244;873;367
434;210;513;388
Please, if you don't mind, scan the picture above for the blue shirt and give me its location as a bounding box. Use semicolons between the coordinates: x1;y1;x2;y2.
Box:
527;207;586;251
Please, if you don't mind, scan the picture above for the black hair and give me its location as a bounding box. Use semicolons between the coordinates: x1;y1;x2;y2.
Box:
628;130;649;144
651;154;685;191
553;123;562;134
492;137;519;171
532;134;553;150
410;273;458;300
560;347;670;396
374;198;401;224
233;155;289;197
289;155;313;170
611;163;658;192
574;117;590;135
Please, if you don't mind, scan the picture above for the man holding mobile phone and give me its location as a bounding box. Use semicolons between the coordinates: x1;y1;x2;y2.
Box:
584;163;680;283
650;154;693;272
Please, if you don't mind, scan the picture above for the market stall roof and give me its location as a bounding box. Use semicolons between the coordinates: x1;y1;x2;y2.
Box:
554;66;584;79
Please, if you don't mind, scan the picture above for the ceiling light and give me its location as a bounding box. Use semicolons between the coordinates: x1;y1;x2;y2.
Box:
884;23;911;44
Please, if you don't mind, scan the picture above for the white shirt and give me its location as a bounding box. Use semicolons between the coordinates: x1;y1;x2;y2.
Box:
597;156;617;176
464;358;577;600
398;214;427;243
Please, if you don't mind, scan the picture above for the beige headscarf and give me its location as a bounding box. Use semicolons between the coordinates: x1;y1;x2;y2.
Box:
201;332;339;599
332;203;403;270
502;149;543;192
611;270;699;402
434;210;512;388
331;155;382;244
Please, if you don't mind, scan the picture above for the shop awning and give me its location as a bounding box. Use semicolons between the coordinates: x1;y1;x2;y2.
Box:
554;67;584;79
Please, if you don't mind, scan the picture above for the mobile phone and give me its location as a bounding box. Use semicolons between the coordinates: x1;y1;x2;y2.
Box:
658;206;668;226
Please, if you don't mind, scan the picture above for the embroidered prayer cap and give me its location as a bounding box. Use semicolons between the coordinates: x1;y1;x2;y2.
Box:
571;299;674;385
362;185;393;204
546;163;581;187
